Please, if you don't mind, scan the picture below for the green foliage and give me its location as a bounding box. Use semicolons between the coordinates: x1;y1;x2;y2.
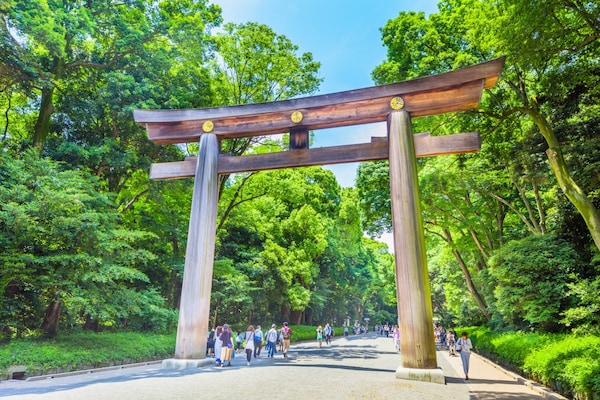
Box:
463;327;600;400
0;151;172;335
524;336;600;400
211;22;322;105
488;235;579;331
561;256;600;335
0;332;175;379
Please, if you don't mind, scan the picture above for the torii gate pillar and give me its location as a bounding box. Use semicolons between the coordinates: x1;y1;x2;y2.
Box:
162;133;218;370
389;111;444;383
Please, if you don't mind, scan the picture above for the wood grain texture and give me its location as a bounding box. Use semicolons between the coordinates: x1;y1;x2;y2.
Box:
134;57;504;144
149;132;480;180
388;111;438;369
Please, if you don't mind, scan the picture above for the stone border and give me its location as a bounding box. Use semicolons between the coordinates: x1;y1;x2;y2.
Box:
471;352;569;400
24;360;163;382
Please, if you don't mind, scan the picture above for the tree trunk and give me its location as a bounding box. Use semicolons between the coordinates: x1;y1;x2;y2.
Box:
526;105;600;251
290;310;302;325
32;86;55;152
444;229;491;321
40;301;61;337
32;57;65;152
83;316;99;332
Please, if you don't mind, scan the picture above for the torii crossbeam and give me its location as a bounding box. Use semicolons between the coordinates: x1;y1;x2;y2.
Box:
134;57;504;382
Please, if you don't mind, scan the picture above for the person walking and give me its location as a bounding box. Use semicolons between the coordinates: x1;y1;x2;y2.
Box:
456;331;473;379
214;326;224;367
265;324;278;358
244;325;255;366
281;322;292;358
447;330;457;356
253;325;263;358
392;325;400;352
316;325;323;348
235;330;243;353
324;323;332;345
219;324;234;367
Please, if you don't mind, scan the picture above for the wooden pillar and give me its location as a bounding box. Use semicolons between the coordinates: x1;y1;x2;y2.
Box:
289;127;309;150
388;111;439;375
173;133;218;360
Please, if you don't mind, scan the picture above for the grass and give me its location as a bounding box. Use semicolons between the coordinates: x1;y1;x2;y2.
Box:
0;325;331;380
0;332;175;379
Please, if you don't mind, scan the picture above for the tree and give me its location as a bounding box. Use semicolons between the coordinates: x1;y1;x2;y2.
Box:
209;21;322;204
1;0;222;152
488;234;579;331
0;151;168;336
373;0;600;252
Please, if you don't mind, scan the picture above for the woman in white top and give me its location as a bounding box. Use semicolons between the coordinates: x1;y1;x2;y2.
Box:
456;331;473;380
244;325;255;366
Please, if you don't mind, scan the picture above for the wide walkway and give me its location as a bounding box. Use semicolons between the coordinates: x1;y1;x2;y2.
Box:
0;332;566;400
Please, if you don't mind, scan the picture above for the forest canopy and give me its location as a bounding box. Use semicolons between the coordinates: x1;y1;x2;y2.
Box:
1;0;599;339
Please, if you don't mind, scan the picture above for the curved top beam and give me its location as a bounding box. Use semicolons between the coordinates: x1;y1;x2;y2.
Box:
134;57;505;145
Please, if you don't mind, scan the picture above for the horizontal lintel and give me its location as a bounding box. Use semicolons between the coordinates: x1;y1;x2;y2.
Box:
149;131;480;180
134;57;504;145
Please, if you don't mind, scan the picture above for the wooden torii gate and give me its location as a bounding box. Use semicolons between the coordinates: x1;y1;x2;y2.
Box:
134;57;504;382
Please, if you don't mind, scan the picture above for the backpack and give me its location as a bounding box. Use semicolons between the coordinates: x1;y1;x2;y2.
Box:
254;332;262;342
282;327;291;339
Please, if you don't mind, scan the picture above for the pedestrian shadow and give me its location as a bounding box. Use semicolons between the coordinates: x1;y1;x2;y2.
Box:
468;390;542;399
268;361;394;374
292;344;391;361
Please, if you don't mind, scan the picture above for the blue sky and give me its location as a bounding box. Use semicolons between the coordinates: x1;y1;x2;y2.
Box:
215;0;439;187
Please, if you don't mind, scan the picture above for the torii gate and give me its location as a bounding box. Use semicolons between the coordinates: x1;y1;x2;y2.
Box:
133;57;504;383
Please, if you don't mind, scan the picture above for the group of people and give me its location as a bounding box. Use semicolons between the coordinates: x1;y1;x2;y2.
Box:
434;324;473;380
374;323;392;337
315;323;334;347
207;322;293;367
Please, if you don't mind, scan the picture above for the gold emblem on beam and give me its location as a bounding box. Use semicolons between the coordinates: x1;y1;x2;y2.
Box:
202;121;214;132
291;111;303;124
390;97;405;110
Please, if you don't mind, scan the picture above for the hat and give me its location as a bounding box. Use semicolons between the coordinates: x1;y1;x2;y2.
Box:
283;322;288;326
271;324;276;328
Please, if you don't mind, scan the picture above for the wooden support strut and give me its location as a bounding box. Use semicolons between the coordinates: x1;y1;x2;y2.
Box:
149;131;480;180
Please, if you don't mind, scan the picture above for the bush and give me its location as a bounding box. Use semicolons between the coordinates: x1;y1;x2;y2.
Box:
0;332;175;380
524;335;600;399
460;327;600;400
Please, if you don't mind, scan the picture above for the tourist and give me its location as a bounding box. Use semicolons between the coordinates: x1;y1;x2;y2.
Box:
281;322;292;358
265;324;278;358
316;325;323;348
206;329;215;357
344;326;349;336
219;324;234;367
235;330;243;353
456;331;473;379
392;325;400;352
324;323;333;345
447;330;457;356
244;325;255;366
214;325;223;366
254;325;263;358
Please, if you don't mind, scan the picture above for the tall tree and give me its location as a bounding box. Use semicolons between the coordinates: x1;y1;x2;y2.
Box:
0;151;167;336
1;0;221;152
373;0;600;251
